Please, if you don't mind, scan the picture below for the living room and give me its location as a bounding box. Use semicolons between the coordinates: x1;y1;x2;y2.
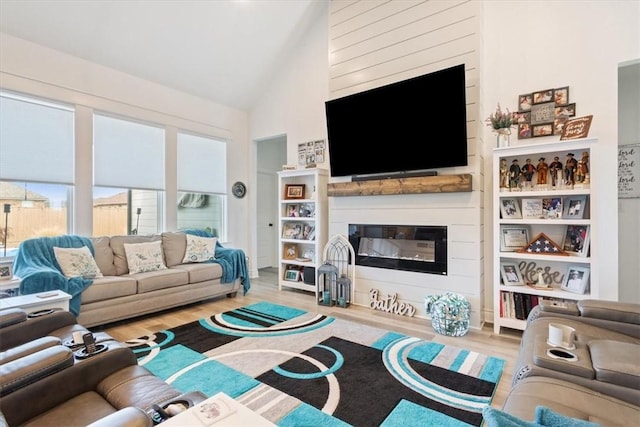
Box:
0;1;639;426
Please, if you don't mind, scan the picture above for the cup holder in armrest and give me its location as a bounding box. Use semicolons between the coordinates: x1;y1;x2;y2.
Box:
74;344;108;359
28;309;55;318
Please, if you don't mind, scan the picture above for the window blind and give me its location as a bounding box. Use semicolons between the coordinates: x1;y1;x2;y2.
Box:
177;132;227;194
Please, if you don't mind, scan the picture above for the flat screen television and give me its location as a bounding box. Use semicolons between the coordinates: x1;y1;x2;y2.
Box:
325;63;468;178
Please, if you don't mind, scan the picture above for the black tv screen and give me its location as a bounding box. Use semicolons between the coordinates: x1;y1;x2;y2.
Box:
325;64;468;178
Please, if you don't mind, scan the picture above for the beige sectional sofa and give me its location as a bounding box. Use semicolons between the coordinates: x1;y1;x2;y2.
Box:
15;231;246;328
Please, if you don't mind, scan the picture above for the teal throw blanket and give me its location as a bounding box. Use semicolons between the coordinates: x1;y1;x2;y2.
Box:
182;229;251;295
14;235;95;317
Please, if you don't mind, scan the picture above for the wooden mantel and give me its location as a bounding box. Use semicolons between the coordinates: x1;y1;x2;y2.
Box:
327;174;472;197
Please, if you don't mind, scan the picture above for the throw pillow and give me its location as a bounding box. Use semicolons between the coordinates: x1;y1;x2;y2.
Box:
182;234;217;263
53;246;103;279
124;241;167;274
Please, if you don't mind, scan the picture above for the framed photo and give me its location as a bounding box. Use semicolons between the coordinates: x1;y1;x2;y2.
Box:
284;269;300;282
513;111;530;124
286;204;299;217
553;86;569;106
282;222;303;239
500;226;529;252
518;93;532;112
532;89;553;104
532;123;553;137
521;198;543;219
500;262;525;286
285;184;305;199
283;243;298;260
562;195;587;219
554;103;576;118
302;224;315;241
562;225;590;257
298;203;315;218
542;197;562;219
518;123;532;139
553;118;568;135
500;198;522;219
0;261;12;281
561;266;590;294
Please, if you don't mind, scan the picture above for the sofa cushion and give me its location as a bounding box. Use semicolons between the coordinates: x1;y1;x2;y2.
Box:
162;232;187;267
589;340;640;390
182;234;217;263
90;236;116;277
53;246;103;279
134;269;188;293
123;241;167;274
110;235;161;275
80;276;137;304
170;263;223;284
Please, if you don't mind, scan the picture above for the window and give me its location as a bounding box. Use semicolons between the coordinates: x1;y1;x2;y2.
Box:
93;114;164;235
0;92;74;252
177;132;227;240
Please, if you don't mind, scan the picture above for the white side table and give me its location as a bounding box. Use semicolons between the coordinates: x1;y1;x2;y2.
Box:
0;290;71;313
159;392;275;426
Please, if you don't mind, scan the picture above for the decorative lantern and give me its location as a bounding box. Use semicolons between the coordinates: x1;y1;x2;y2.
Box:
316;262;338;306
336;274;351;308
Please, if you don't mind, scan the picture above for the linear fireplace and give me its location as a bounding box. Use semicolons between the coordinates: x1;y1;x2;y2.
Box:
348;224;448;275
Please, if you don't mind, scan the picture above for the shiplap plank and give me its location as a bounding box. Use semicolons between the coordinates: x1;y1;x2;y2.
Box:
329;0;422;40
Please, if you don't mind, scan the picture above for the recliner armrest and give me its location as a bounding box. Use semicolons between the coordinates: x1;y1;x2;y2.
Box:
0;336;61;364
578;300;640;325
0;308;27;328
86;407;152;427
0;345;74;397
0;309;77;351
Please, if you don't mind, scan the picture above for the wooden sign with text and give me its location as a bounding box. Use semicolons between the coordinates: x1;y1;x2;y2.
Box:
560;115;593;140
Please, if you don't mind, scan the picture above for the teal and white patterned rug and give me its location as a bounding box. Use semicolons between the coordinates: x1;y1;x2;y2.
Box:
125;302;505;426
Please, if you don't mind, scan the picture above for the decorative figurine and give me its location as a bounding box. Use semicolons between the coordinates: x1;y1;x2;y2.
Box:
500;158;509;188
521;158;536;183
579;151;590;184
549;156;563;187
536;157;548;186
564;152;578;186
509;159;521;190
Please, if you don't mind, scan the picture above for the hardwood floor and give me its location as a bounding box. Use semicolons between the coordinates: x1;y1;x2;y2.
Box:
101;267;522;409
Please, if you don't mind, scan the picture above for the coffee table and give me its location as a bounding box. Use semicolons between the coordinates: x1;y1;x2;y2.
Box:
0;290;71;313
159;392;275;426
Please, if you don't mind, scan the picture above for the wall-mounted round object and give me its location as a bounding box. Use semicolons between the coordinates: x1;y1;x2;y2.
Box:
232;181;247;198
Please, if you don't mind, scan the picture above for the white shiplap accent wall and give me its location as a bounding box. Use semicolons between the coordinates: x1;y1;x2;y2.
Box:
327;0;484;328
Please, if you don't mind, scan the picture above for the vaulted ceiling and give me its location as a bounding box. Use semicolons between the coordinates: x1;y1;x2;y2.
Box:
0;0;326;110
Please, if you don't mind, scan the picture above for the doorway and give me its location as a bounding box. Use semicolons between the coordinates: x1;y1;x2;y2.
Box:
256;135;287;269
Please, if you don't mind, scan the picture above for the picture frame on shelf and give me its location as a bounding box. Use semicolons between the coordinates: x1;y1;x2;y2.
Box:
521;198;544;219
562;195;587;219
285;184;305;199
282;243;298;260
282;222;303;239
562;225;590;257
561;265;590;294
500;198;522;219
500;262;525;286
302;224;315;241
298;203;315;218
284;269;301;282
286;204;300;217
0;261;12;281
542;197;563;219
500;226;529;252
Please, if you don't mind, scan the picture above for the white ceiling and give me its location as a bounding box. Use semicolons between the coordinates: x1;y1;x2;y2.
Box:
0;0;326;110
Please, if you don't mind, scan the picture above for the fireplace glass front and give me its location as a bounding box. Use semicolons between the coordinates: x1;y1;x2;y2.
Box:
348;224;447;275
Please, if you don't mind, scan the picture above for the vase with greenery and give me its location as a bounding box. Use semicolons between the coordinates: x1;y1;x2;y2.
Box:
486;103;516;148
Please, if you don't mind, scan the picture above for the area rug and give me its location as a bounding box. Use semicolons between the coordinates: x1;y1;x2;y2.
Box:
124;302;505;426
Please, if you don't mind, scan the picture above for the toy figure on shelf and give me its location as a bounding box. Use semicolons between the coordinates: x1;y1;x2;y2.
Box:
549;156;563;187
536;157;548;186
564;152;578;186
509;159;521;190
500;158;509;188
579;151;590;184
521;158;536;184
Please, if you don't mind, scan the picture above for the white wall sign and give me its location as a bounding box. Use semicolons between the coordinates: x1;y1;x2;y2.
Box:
618;143;639;198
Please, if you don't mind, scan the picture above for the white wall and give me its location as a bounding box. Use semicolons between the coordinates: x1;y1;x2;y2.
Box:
0;33;252;253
